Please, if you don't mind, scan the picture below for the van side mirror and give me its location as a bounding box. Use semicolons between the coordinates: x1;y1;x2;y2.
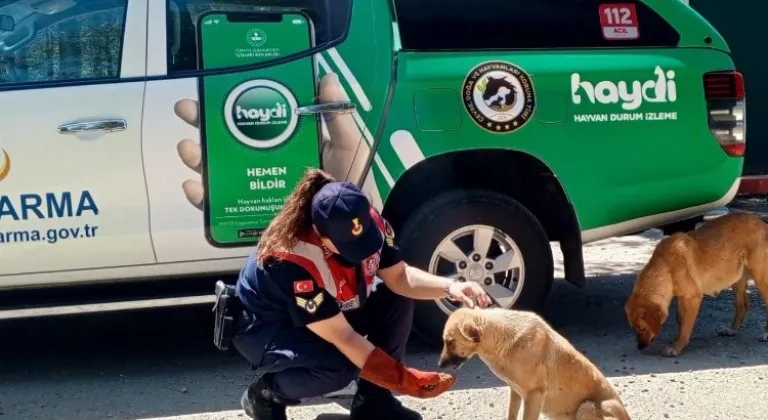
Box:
0;15;14;32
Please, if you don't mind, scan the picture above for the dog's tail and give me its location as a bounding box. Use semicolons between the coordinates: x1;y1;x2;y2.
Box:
576;400;631;420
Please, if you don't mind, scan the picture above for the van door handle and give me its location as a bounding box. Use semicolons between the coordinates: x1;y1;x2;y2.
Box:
296;102;356;116
57;119;127;134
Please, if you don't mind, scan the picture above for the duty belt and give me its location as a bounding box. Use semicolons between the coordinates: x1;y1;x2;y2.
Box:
213;280;240;352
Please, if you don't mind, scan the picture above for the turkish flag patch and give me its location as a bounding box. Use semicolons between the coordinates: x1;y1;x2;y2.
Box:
293;280;315;294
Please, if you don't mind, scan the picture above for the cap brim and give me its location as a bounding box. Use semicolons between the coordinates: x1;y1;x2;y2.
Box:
334;225;385;263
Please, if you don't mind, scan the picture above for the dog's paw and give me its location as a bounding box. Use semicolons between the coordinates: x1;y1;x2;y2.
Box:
760;333;768;343
661;347;680;357
716;326;737;337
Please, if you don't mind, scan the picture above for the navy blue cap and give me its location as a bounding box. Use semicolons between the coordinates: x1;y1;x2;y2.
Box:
311;181;383;262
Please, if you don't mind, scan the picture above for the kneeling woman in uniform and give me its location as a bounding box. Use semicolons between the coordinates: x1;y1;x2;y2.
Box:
233;168;492;420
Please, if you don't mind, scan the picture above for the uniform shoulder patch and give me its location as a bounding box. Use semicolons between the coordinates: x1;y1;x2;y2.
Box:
296;292;324;314
293;280;314;294
384;220;395;247
363;253;381;276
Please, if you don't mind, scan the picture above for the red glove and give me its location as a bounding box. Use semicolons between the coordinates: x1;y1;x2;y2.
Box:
359;347;456;398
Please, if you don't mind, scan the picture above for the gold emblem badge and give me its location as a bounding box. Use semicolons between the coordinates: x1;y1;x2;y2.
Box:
296;292;324;314
351;218;363;236
384;221;395;247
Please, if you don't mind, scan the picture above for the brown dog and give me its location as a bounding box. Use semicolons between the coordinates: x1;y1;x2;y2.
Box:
438;307;630;420
625;211;768;357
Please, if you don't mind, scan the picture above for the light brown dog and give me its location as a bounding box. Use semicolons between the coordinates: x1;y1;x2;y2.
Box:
438;307;630;420
625;211;768;357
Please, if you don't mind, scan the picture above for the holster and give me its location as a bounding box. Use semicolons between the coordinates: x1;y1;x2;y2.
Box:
213;280;241;352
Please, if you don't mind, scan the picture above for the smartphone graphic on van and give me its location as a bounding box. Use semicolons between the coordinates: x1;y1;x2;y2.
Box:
196;11;320;247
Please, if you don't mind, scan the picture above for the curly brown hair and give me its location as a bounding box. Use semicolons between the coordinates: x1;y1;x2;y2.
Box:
256;168;336;263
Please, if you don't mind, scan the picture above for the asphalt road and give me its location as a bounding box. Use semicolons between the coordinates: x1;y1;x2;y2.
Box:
2;230;768;420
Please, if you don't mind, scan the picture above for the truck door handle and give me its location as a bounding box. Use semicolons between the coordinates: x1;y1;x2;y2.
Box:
57;119;127;134
296;102;356;116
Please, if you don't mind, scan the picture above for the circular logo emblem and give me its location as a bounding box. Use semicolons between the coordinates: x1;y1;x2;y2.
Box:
224;80;299;149
305;299;318;313
0;148;10;183
461;61;536;133
363;253;381;276
246;28;267;47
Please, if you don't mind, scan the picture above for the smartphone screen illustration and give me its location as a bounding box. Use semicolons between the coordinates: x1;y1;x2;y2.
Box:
197;11;320;247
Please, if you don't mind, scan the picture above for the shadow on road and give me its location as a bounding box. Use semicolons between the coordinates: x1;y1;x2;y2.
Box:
2;245;768;419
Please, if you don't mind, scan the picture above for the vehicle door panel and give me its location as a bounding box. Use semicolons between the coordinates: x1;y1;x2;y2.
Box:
144;0;368;263
0;0;153;280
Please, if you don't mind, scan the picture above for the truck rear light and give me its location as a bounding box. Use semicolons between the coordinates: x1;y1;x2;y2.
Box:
704;71;746;157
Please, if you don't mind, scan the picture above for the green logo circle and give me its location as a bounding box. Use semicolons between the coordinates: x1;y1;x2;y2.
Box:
246;28;266;47
224;80;299;149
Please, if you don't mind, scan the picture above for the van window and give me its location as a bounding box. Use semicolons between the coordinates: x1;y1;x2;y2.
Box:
392;0;681;50
166;0;351;74
0;0;127;86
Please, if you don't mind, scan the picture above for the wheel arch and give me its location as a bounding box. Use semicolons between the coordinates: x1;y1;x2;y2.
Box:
380;148;586;287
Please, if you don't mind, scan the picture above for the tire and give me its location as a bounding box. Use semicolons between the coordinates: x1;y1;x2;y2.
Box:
397;189;554;347
660;216;702;236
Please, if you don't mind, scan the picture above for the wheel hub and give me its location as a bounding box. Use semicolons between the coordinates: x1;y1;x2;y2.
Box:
429;224;525;315
467;264;485;282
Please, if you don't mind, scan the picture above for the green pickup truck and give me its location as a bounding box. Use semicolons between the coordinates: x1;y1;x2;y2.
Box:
0;0;744;347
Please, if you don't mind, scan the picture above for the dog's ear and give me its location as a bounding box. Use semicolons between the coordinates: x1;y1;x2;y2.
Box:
642;305;665;335
459;317;482;343
624;294;635;318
